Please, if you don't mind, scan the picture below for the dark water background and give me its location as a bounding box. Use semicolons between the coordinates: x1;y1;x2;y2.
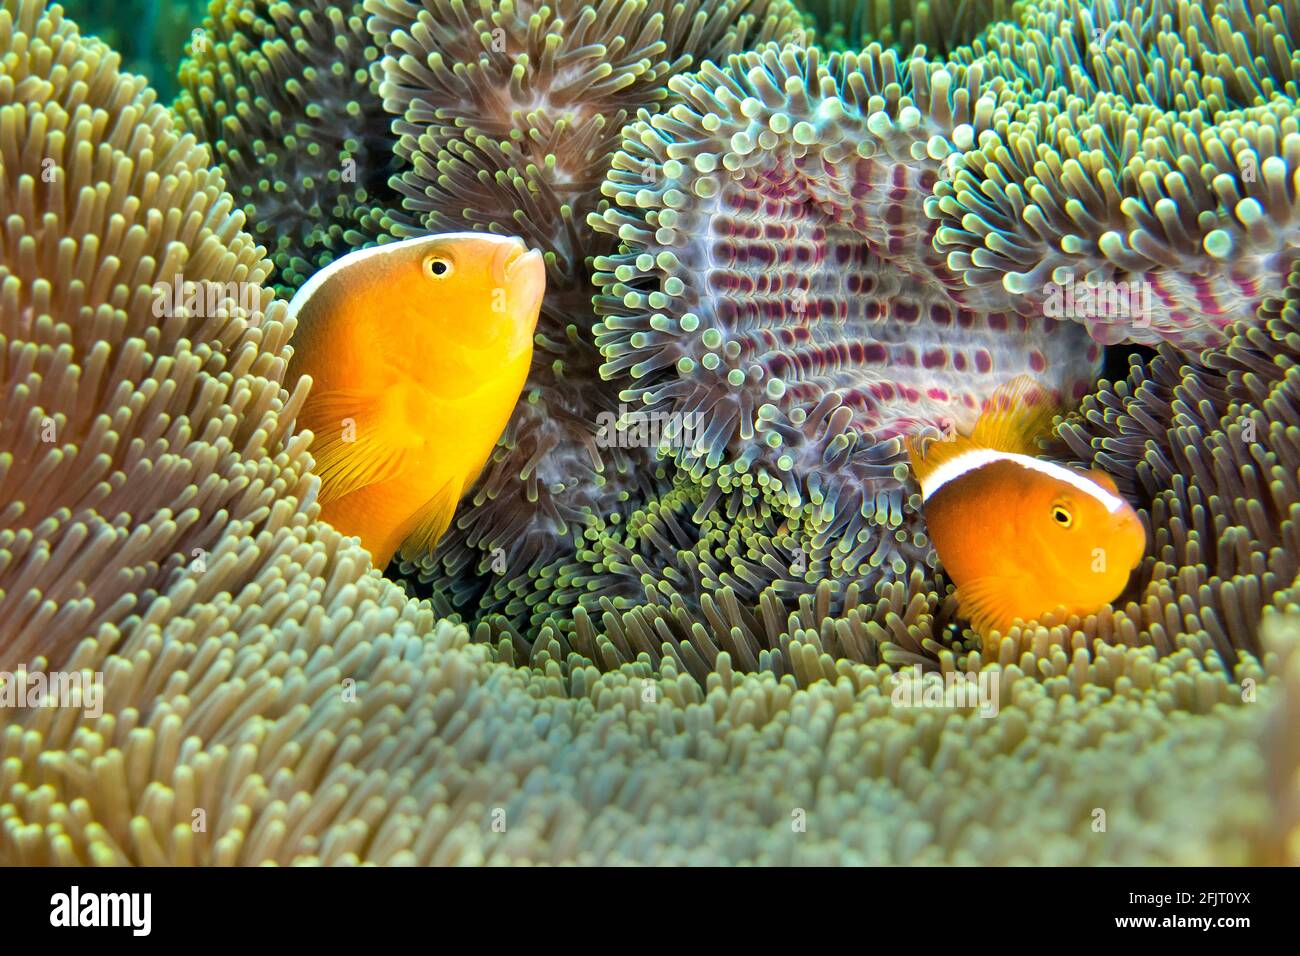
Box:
62;0;206;100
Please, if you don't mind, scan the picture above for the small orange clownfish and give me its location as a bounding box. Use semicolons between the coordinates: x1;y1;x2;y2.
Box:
287;232;546;568
904;376;1146;640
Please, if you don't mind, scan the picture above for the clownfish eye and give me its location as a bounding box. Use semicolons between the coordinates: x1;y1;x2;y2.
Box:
424;256;452;278
1050;504;1074;528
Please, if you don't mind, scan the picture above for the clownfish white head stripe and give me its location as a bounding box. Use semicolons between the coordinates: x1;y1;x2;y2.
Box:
920;448;1127;513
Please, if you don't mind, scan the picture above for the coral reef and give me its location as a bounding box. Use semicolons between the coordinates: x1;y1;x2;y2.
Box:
175;0;400;297
2;0;1298;866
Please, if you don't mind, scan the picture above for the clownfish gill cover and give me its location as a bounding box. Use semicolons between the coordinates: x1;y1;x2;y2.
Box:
1;0;1298;907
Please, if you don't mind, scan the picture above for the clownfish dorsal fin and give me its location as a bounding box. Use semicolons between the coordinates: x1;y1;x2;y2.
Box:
903;427;982;486
905;376;1061;487
969;375;1061;456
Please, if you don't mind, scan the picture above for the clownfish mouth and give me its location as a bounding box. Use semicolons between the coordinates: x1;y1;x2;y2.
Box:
501;245;546;316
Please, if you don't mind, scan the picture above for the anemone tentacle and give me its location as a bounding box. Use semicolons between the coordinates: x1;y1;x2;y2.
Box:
796;0;1021;58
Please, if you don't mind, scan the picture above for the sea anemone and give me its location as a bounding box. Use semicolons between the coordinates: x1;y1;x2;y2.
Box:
0;0;308;670
1;0;1296;867
510;240;1300;675
584;0;1300;671
958;0;1300;114
1050;253;1300;664
1266;613;1300;864
471;470;948;673
931;0;1300;347
175;0;400;297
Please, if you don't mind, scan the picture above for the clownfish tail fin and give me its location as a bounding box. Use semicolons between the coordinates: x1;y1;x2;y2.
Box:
970;375;1062;456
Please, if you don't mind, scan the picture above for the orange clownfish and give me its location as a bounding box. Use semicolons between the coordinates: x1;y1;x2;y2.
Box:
287;232;546;567
905;376;1146;639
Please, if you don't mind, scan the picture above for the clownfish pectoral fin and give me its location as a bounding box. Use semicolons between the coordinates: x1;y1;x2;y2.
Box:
956;575;1029;638
397;478;462;560
969;375;1062;456
305;388;411;505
